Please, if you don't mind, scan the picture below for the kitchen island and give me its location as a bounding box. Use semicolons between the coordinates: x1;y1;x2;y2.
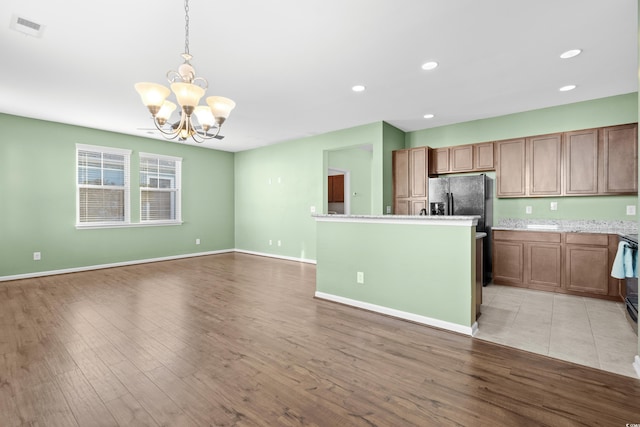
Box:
313;214;480;335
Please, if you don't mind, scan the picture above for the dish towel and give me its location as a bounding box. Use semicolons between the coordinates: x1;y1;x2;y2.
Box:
611;241;637;278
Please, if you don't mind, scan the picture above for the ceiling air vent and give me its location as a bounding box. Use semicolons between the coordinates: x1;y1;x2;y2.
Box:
10;14;45;37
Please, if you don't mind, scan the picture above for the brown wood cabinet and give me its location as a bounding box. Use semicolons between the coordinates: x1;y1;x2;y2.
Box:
528;133;562;196
327;174;344;203
496;134;562;198
496;123;638;198
431;143;494;175
432;148;449;174
492;230;561;291
492;230;621;300
474;143;495;171
392;147;430;214
451;145;474;172
601;124;638;194
564;128;599;195
495;139;526;197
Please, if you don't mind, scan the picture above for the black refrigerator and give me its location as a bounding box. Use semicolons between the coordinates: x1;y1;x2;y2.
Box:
428;174;493;282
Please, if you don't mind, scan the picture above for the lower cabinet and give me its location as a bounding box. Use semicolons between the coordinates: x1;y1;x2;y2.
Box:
493;230;620;299
528;243;562;290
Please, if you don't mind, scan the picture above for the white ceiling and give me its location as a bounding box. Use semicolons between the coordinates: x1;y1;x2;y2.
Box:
0;0;637;152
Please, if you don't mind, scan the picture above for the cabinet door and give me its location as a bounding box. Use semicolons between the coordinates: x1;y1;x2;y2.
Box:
493;240;525;285
601;124;638;194
496;139;526;197
394;199;410;215
564;129;598;195
393;149;410;199
411;199;427;215
565;245;609;295
410;147;428;197
527;243;562;290
450;145;474;172
432;148;449;174
528;133;562;196
474;143;494;171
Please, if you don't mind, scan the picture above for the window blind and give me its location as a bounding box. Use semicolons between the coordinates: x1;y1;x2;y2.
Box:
76;144;131;225
139;153;182;223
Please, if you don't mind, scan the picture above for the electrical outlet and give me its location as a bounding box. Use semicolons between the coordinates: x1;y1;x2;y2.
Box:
310;206;316;213
269;239;273;246
550;202;558;211
627;205;636;215
356;271;364;284
195;238;200;245
33;252;41;261
277;240;282;247
525;206;532;214
386;205;391;214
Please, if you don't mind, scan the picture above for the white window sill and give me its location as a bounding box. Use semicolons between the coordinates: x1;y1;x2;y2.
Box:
76;221;183;230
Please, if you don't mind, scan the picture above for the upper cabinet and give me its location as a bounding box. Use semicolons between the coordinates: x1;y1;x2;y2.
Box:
431;142;494;175
564;128;599;195
601;124;638;194
495;138;526;197
496;123;638;198
393;147;430;214
528;133;562;196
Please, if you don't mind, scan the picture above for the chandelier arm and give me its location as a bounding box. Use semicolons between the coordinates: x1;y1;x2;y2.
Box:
152;117;182;139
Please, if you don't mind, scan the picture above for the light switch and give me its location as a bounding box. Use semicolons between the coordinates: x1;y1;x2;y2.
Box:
525;206;532;214
550;202;558;211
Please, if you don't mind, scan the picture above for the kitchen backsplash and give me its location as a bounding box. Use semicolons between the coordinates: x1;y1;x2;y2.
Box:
496;218;638;233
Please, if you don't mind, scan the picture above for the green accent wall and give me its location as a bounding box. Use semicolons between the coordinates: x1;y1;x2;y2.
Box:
327;146;373;215
234;123;386;261
316;221;475;328
407;93;639;222
0;113;235;277
3;92;639;277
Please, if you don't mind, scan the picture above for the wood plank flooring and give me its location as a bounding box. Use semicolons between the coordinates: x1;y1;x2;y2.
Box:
0;252;638;426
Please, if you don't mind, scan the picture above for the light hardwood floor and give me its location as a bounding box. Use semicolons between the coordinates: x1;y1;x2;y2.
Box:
1;253;639;426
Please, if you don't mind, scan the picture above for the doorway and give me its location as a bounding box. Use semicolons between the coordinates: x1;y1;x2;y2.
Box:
328;168;350;214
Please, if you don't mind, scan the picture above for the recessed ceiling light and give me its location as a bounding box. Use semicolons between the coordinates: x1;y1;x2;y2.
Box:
423;114;435;119
559;84;577;92
421;61;439;71
560;49;582;59
352;85;366;92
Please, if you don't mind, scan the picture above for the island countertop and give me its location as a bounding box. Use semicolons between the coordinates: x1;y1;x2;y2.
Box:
312;214;480;226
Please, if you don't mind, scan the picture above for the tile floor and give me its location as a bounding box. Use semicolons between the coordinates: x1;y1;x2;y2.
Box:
474;284;639;379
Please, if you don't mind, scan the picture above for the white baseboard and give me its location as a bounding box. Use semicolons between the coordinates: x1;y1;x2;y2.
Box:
634;355;640;379
0;249;234;282
315;291;475;336
234;249;317;265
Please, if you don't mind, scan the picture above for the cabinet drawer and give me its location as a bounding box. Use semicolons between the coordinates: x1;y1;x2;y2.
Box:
494;230;561;243
565;233;608;246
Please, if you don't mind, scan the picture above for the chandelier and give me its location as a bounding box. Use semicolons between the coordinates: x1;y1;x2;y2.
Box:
134;0;235;143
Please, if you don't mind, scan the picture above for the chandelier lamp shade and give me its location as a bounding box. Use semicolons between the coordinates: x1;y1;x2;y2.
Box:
134;0;235;143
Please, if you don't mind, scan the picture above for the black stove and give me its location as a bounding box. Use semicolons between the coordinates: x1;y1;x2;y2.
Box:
618;233;638;333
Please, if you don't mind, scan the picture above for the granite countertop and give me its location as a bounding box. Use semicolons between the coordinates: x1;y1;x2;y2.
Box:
312;214;481;226
493;218;637;235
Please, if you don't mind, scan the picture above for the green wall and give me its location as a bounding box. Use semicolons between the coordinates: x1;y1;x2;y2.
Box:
327;145;373;214
407;93;639;222
316;220;475;329
0;113;235;278
234;123;385;261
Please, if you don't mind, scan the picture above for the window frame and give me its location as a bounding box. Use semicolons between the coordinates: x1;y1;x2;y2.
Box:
139;152;183;225
76;144;132;229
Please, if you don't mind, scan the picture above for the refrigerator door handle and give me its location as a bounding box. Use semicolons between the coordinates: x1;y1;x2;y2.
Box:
448;192;453;216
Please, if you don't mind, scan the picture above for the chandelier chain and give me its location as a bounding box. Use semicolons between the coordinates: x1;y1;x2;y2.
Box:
184;0;190;55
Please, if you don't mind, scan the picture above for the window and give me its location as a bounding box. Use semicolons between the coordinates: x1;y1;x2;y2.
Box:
140;153;182;223
76;144;131;226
